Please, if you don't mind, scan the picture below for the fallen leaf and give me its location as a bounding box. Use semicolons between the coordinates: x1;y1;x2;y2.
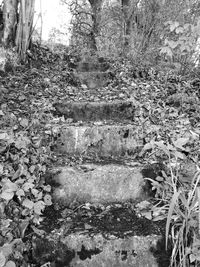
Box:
0;191;14;201
31;225;45;237
34;201;45;215
0;252;6;267
84;223;93;230
22;199;34;209
0;164;3;175
5;260;16;267
44;194;52;206
173;137;189;150
20;118;29;128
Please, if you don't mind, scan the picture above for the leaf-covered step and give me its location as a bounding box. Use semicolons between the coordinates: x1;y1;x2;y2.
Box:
47;164;146;206
52;124;143;158
53;101;136;122
33;232;162;267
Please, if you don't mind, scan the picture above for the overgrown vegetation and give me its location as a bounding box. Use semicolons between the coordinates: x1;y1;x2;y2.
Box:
0;0;200;266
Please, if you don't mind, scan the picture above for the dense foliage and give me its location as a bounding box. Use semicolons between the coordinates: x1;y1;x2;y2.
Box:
1;0;200;266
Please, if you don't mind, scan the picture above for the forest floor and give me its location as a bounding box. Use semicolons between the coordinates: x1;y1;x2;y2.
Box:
1;46;200;266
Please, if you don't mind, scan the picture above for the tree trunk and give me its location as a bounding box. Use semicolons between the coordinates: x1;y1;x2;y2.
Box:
88;0;103;52
2;0;18;46
121;0;132;47
15;0;35;61
1;0;35;61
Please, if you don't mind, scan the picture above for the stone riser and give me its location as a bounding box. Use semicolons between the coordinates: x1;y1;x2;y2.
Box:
54;125;143;157
53;101;135;122
33;233;161;267
75;71;109;89
64;233;160;267
48;164;146;206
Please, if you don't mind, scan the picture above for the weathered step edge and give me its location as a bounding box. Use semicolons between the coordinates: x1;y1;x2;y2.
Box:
63;233;162;267
53;124;143;157
33;233;164;267
75;71;110;89
53;101;136;122
47;164;150;206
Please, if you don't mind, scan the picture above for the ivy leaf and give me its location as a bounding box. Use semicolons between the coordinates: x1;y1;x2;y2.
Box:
16;189;25;199
44;194;52;206
0;164;3;175
31;225;46;237
12;164;25;180
0;179;18;200
160;46;173;58
34;201;45;215
22;182;34;192
0;251;6;267
142;142;153;151
173;150;185;159
5;261;16;267
0;243;12;258
43;185;51;192
167;40;179;49
181;44;191;52
19;118;29;128
175;26;184;34
1;179;18;192
29;165;35;174
22;199;34;209
18;220;29;238
169;21;179;31
0;132;10;140
31;188;39;197
15;135;30;150
36;191;43;200
1;191;14;201
155;141;170;156
173;137;189;150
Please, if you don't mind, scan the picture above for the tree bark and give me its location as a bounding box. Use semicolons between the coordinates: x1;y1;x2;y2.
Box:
15;0;35;61
2;0;35;61
2;0;18;46
88;0;103;52
121;0;133;47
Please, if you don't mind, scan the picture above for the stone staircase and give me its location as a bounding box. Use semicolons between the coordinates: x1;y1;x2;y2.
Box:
73;55;110;89
32;59;170;267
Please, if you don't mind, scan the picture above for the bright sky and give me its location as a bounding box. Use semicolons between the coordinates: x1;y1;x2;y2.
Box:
34;0;72;44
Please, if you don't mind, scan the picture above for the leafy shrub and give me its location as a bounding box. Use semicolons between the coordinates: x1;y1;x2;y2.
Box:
160;19;200;75
143;138;200;267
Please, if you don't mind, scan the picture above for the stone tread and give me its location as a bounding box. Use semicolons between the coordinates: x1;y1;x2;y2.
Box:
53;124;143;157
53;100;136;122
48;164;146;205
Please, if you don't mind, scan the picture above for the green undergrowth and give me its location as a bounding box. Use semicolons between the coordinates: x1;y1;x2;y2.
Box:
0;96;57;266
143;139;200;267
0;46;200;266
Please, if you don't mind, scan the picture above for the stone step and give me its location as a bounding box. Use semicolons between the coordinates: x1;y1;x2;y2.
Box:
47;164;148;206
53;124;143;157
33;203;167;266
77;58;109;72
75;71;109;89
53;101;135;122
60;233;161;267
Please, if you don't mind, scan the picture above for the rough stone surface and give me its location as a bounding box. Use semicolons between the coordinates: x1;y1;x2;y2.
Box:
32;232;165;267
75;71;109;89
0;48;7;74
54;125;143;157
74;56;110;89
49;164;146;205
76;56;110;72
64;233;160;267
53;101;135;122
